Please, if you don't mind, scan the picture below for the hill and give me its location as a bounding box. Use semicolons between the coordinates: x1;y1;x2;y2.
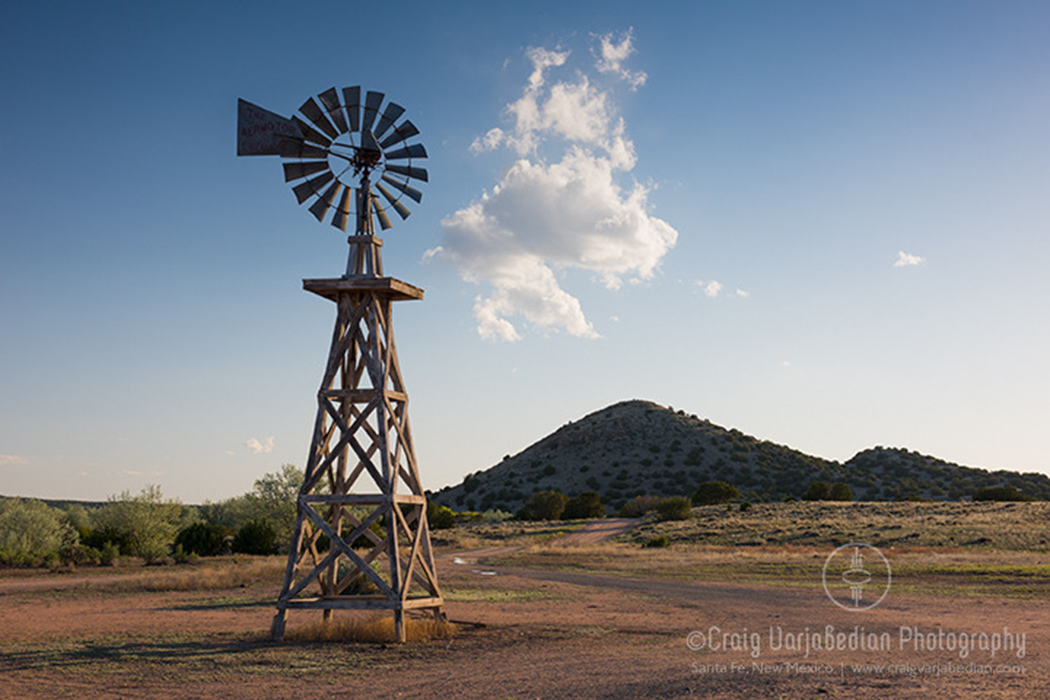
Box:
429;399;1050;513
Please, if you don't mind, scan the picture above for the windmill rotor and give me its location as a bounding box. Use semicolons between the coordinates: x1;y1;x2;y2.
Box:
238;87;429;233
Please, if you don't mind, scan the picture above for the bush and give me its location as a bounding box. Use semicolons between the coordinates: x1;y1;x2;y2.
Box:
91;485;184;563
426;502;457;530
561;492;604;520
803;481;853;501
232;519;279;555
655;496;692;522
739;501;752;512
828;483;854;501
801;481;830;501
692;481;741;506
973;486;1035;502
174;522;230;556
0;498;77;566
644;535;670;548
518;490;569;521
617;494;661;518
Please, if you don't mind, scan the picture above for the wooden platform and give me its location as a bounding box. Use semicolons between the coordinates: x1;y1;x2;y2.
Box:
303;277;424;302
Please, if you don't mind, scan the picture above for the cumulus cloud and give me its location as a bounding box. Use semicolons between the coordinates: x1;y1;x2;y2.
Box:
894;250;925;267
0;454;29;466
435;33;676;341
245;436;274;455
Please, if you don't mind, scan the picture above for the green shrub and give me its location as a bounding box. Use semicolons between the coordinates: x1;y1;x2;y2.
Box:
829;483;854;501
973;486;1035;502
174;522;230;556
561;491;604;520
692;481;741;506
655;496;692;522
518;490;569;521
0;498;77;566
739;501;752;512
232;519;279;555
617;494;661;518
644;535;670;548
91;485;183;563
426;502;457;530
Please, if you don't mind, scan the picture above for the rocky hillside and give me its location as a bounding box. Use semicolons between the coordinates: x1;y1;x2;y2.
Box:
429;400;1050;513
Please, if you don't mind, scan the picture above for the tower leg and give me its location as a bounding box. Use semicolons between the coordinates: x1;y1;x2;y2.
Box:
271;609;288;641
394;609;406;643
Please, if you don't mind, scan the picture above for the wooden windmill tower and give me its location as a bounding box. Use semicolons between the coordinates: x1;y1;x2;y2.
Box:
237;87;443;642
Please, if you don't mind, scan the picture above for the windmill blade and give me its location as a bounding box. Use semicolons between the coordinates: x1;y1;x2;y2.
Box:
379;120;419;149
380;174;423;203
299;98;340;140
309;181;342;221
331;186;353;231
318;87;348;134
372;198;394;230
373;102;405;139
283;160;329;182
291;116;333;147
384;143;427;160
292;171;334;204
278;138;329;160
384;163;428;182
375;182;412;220
362;91;384;133
342;86;361;132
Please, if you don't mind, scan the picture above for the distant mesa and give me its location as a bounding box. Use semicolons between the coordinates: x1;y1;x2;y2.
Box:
429;399;1049;514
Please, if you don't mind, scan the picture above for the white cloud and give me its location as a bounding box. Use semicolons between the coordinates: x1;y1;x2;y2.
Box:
894;250;925;267
0;454;29;466
698;280;723;298
735;289;750;298
594;29;647;89
245;436;274;455
432;34;676;341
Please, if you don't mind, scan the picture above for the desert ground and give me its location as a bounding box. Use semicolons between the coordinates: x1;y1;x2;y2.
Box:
1;508;1047;699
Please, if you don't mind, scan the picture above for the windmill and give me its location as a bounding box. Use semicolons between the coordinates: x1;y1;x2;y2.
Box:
237;87;443;642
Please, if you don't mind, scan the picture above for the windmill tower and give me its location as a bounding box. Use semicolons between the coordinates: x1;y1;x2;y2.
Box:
237;87;443;642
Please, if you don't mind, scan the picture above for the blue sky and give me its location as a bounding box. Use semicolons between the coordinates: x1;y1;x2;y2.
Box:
2;1;1048;503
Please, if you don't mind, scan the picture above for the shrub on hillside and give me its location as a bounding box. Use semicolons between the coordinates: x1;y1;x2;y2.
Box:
518;490;568;521
692;481;741;506
802;481;854;502
655;496;692;522
972;486;1035;502
617;494;662;518
561;491;604;520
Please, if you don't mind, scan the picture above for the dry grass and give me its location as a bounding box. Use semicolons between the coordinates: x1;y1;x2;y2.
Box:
283;613;457;644
625;501;1050;551
489;540;1050;598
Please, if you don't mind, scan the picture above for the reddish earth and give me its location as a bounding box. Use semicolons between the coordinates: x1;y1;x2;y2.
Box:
0;525;1045;699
